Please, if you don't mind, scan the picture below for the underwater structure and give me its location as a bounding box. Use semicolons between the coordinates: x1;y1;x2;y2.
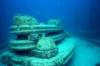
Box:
0;15;75;66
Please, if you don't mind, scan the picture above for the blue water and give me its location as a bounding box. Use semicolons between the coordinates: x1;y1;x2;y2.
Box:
0;0;100;66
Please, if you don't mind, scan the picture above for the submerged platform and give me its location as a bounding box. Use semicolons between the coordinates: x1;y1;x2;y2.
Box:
9;37;75;66
0;15;75;66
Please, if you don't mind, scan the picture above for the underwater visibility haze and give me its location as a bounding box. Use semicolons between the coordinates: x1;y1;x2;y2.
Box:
0;0;100;66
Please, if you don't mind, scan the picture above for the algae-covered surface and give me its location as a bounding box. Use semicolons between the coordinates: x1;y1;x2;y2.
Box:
0;37;100;66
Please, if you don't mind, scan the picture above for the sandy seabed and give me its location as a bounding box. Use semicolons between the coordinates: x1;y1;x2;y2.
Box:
0;37;100;66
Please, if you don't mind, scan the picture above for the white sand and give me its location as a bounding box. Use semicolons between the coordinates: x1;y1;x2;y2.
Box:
69;37;100;66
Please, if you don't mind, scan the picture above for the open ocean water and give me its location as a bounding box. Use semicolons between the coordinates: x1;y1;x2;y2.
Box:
0;0;100;66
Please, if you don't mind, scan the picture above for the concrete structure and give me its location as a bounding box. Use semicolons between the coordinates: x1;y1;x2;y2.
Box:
0;15;75;66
